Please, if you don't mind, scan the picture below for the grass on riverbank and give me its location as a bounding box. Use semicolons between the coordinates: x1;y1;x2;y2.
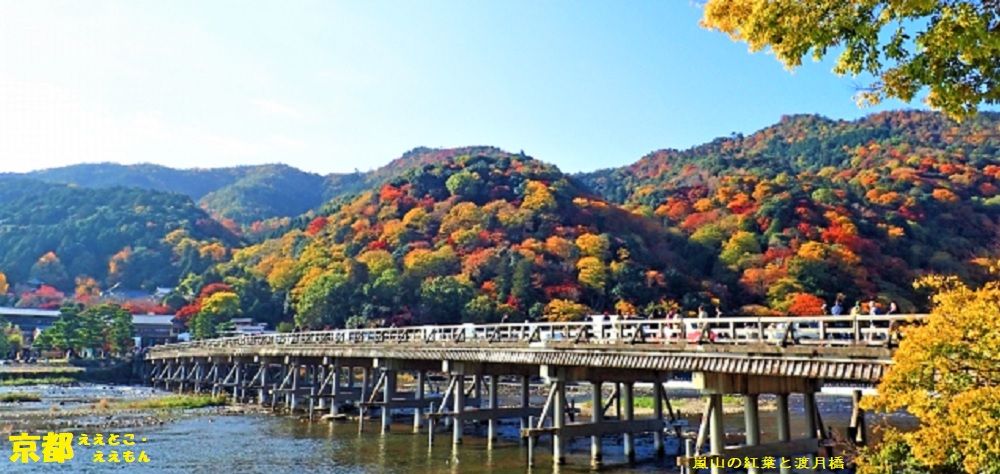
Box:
0;392;42;402
1;376;77;386
118;394;228;410
579;393;765;417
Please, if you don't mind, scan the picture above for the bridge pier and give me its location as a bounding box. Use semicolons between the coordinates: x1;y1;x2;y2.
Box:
777;393;791;474
590;381;602;467
330;360;342;417
621;381;635;463
453;371;465;445
849;389;868;445
744;393;760;474
681;373;823;473
413;370;425;433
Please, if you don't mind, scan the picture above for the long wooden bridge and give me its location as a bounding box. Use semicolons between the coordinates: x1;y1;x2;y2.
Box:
144;314;925;472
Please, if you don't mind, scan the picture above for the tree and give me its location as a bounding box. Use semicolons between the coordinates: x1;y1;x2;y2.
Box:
74;276;101;303
521;180;557;212
30;251;69;289
293;272;351;329
84;304;133;355
701;0;998;119
576;256;609;304
576;233;610;260
419;276;473;325
785;292;826;316
0;323;14;358
543;299;591;322
857;273;1000;473
191;291;241;339
0;271;8;295
445;170;485;201
719;231;761;269
462;295;499;323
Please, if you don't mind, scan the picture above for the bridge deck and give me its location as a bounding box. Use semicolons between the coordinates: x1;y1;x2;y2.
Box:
147;315;924;383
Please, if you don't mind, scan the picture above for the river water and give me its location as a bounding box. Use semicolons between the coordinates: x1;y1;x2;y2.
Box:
3;383;915;473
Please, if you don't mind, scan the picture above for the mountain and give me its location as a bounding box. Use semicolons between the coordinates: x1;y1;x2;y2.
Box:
576;110;1000;312
4;110;997;321
214;150;704;329
12;147;514;227
13;163;327;226
0;177;239;292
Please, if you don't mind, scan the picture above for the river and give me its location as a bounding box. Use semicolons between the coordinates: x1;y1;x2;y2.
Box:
2;383;916;473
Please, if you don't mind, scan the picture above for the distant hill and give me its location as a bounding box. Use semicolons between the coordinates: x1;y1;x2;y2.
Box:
576;110;1000;312
12;147;511;226
0;177;239;291
13;163;326;225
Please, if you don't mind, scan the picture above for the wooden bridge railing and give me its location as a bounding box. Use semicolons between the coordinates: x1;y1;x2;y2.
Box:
148;314;928;357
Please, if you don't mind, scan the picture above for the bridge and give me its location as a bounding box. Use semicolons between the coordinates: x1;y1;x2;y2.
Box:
144;314;925;473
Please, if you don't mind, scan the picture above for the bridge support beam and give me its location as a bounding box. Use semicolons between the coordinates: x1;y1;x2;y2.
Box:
744;393;760;474
623;382;635;463
653;377;665;457
850;389;867;445
777;393;791;474
709;393;724;474
413;370;425;433
487;375;498;446
330;360;342;416
519;375;530;447
804;390;818;463
590;381;602;467
381;369;396;434
453;373;465;445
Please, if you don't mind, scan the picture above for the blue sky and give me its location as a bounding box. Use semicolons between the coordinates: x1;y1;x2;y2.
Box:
0;1;929;175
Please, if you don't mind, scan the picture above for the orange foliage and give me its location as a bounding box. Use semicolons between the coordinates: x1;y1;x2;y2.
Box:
786;293;825;316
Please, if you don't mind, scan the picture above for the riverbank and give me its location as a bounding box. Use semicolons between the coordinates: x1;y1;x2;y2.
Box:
0;384;262;434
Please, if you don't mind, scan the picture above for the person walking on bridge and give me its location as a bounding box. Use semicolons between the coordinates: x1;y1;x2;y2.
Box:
867;298;879;316
831;300;843;316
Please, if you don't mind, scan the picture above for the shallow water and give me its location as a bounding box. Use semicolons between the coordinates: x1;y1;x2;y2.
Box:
2;383;916;473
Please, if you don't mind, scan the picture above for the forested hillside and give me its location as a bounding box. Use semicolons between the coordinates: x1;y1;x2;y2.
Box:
577;111;1000;312
0;178;238;292
201;152;703;334
3;111;997;324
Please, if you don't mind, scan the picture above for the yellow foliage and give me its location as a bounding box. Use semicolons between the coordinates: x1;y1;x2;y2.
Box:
576;256;607;292
859;275;1000;473
357;250;395;276
693;198;714;213
544;236;575;260
521;180;557;212
796;241;826;261
543;299;591;322
575;233;609;260
614;300;637;316
0;271;7;295
198;242;227;262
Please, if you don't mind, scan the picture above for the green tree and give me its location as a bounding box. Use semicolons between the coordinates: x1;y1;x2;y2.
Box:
419;276;474;325
85;304;134;355
445;170;484;200
293;272;351;329
462;295;499;323
701;0;998;119
719;231;762;269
